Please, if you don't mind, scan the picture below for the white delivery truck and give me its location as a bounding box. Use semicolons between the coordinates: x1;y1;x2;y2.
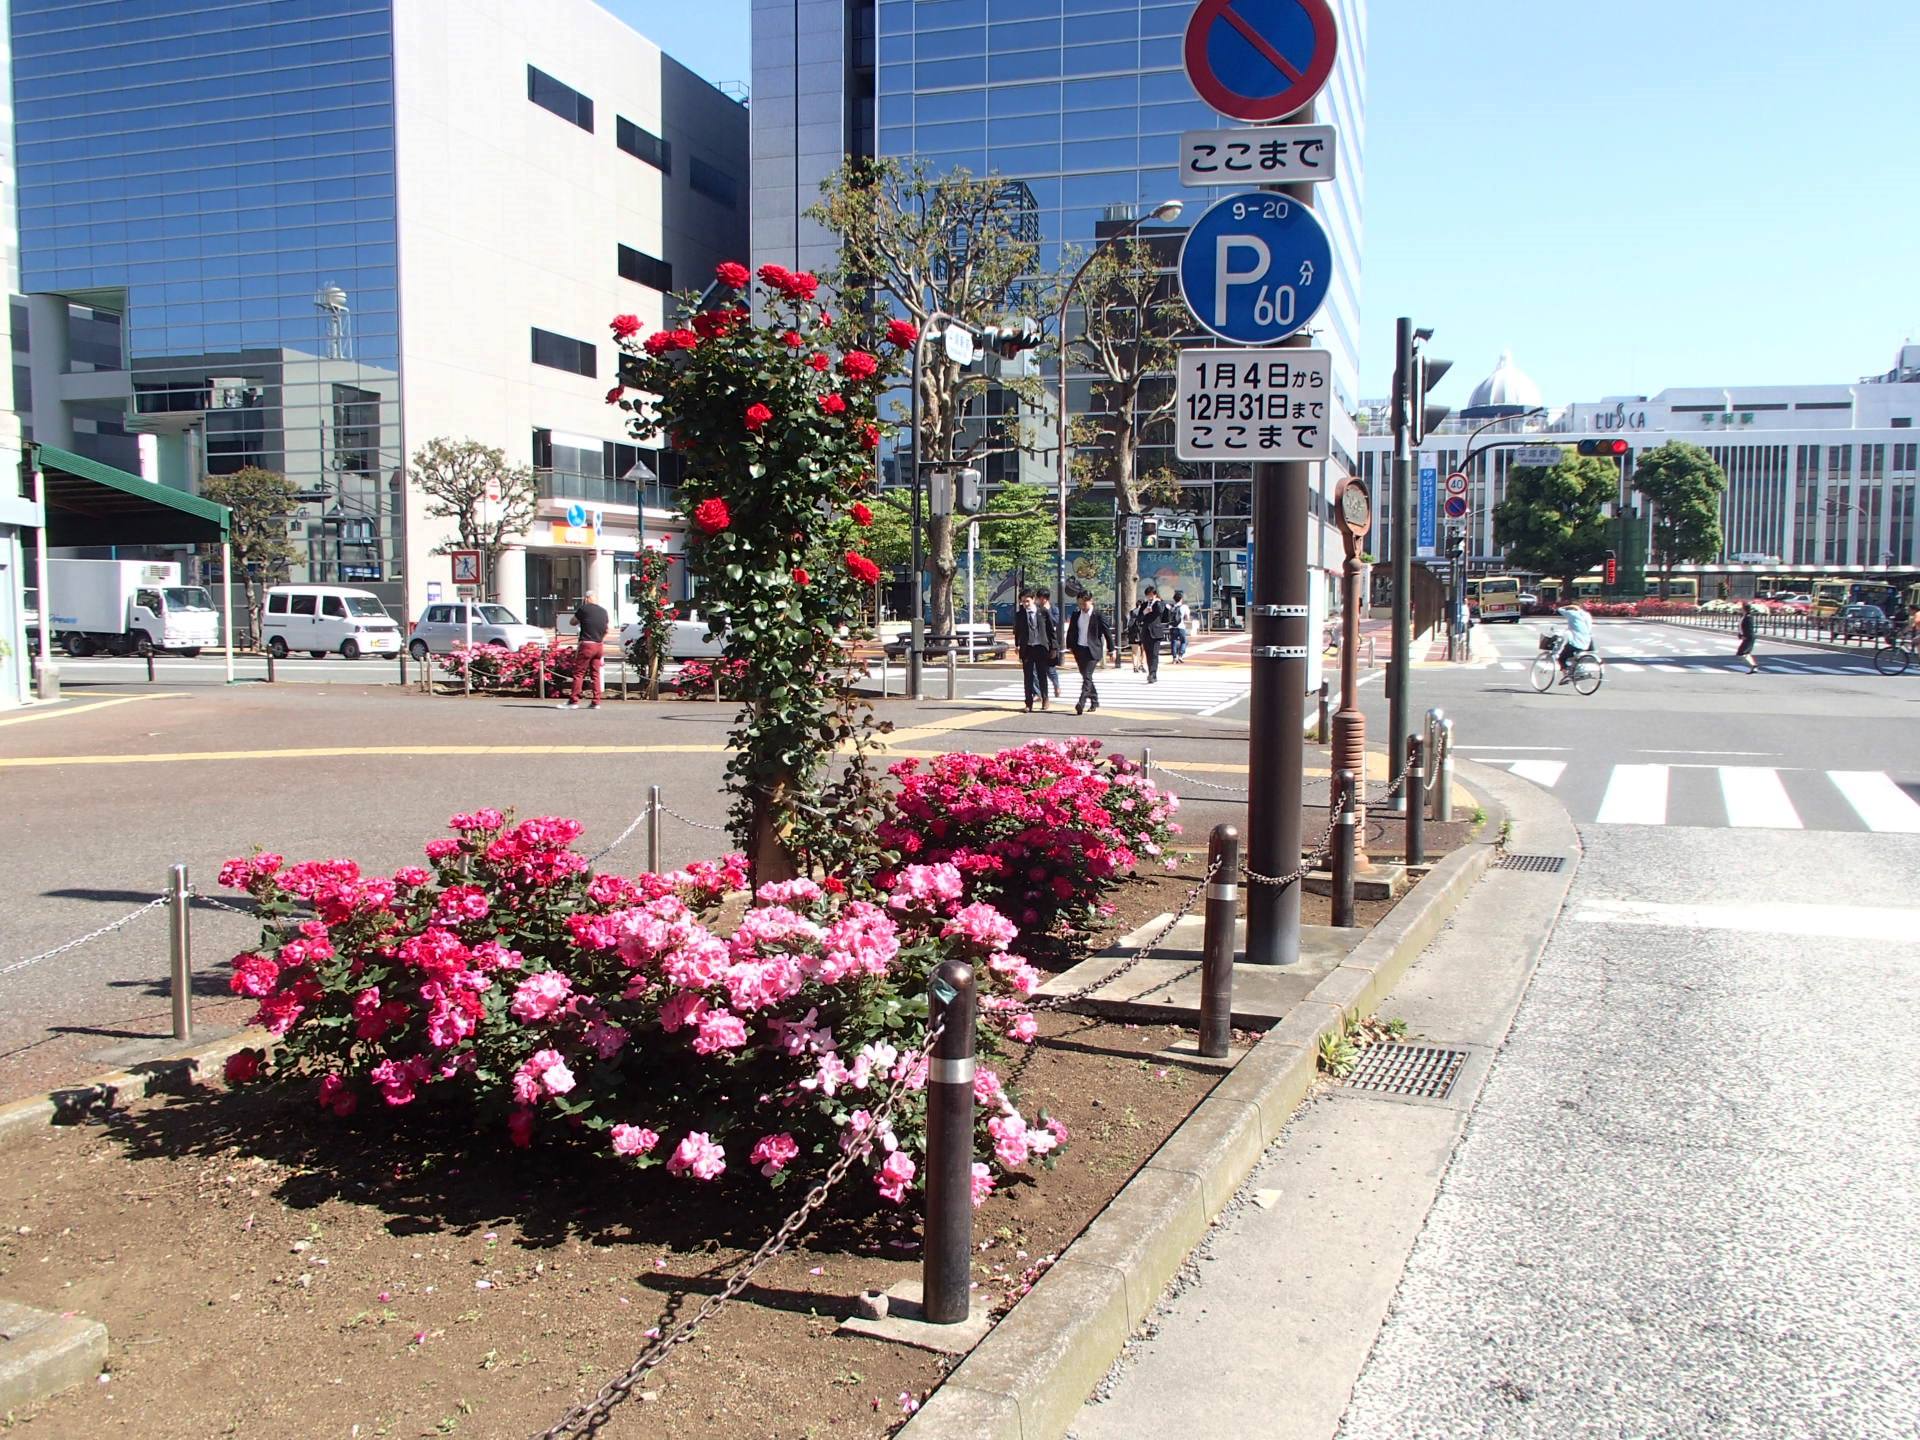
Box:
43;558;221;657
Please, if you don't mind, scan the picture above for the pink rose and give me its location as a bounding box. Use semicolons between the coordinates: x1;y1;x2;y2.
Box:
875;1149;916;1204
611;1124;660;1158
749;1132;800;1177
509;970;572;1023
666;1131;727;1181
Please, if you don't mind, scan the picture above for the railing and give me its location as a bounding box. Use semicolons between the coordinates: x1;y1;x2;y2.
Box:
533;469;666;508
1660;610;1887;645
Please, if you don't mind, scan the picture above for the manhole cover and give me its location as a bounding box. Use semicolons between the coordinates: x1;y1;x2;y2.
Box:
1496;852;1566;873
1342;1043;1467;1100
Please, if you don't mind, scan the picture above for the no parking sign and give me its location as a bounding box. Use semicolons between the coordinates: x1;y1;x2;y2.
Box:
1184;0;1339;124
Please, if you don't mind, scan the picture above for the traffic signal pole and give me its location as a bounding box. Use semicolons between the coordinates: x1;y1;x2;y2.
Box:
1386;318;1413;814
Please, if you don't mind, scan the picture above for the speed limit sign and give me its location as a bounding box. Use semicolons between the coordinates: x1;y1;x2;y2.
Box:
1444;471;1468;497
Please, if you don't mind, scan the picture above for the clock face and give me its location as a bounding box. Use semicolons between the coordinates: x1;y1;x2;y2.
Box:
1340;481;1372;535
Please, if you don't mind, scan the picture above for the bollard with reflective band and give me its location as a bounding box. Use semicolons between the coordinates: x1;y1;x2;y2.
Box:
1141;744;1152;774
169;863;193;1043
1424;708;1446;822
922;959;978;1324
1317;679;1330;743
1332;772;1357;929
1405;736;1426;868
1199;825;1240;1058
647;785;664;877
946;645;957;701
537;656;546;701
265;650;277;685
1434;718;1454;823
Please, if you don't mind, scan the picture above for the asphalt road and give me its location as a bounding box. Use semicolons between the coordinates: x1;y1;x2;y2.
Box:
1337;617;1920;1435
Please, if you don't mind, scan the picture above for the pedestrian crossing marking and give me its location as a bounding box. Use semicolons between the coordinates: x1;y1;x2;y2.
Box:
1510;759;1567;788
975;667;1253;716
1830;771;1920;833
1718;767;1800;829
1571;897;1920;942
1596;763;1668;825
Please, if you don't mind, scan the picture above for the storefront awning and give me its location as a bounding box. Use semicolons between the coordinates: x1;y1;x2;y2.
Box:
34;443;230;547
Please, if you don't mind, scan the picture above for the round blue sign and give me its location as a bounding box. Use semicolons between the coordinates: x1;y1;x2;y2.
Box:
1443;494;1469;519
566;503;589;529
1178;191;1333;345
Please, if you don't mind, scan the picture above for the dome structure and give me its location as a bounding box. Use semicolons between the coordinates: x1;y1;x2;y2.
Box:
1460;350;1544;420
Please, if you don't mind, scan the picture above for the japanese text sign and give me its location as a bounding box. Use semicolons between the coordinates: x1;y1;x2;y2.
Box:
1180;124;1337;187
1176;348;1332;462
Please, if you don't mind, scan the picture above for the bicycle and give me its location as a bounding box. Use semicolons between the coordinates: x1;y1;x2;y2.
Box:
1529;630;1605;696
1874;629;1914;676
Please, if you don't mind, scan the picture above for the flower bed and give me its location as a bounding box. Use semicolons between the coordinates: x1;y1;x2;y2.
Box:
670;656;750;700
431;641;587;693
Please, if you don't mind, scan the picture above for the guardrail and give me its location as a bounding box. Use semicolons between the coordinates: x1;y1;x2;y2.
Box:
1661;610;1888;645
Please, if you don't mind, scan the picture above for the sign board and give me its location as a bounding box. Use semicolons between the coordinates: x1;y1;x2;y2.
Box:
1443;494;1469;519
1513;446;1567;468
1183;0;1339;124
1178;192;1332;345
456;585;479;602
565;503;589;529
1179;124;1337;187
1175;347;1332;462
484;478;503;505
1417;463;1438;556
426;581;444;604
449;548;482;585
550;522;597;547
1444;471;1468;497
942;325;975;366
1124;516;1144;549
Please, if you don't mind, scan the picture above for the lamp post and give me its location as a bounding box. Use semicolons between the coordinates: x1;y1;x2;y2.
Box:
1053;199;1184;617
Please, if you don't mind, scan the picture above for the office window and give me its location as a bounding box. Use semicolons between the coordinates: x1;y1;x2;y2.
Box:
618;244;673;291
527;66;594;131
689;158;739;208
531;327;596;377
617;117;669;171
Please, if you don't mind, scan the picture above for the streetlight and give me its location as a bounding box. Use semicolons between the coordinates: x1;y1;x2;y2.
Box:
1053;199;1184;618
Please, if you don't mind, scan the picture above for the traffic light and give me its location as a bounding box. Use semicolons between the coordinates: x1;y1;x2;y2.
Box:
1447;529;1466;562
1141;514;1160;545
1409;350;1452;446
978;317;1043;358
1577;438;1630;459
1603;550;1618;586
954;467;983;515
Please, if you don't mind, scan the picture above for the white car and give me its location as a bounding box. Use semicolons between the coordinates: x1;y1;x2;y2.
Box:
408;602;546;658
620;612;727;661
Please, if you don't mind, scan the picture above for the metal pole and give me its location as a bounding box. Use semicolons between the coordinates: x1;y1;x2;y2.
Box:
1317;679;1330;743
1332;543;1370;870
1434;717;1454;823
266;649;276;684
923;959;977;1324
221;537;235;686
168;863;193;1043
1386;318;1414;813
146;652;155;683
647;784;663;875
946;642;956;701
879;649;888;699
30;462;56;697
398;649;408;687
1141;744;1152;774
537;653;546;701
1057;290;1071;614
1198;824;1240;1059
1244;107;1314;967
909;329;927;701
1404;736;1426;867
1332;772;1357;929
1424;706;1445;821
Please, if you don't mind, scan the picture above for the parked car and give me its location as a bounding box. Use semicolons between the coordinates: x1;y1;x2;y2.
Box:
619;612;727;662
263;584;403;659
1834;602;1892;640
408;602;545;659
1517;591;1539;610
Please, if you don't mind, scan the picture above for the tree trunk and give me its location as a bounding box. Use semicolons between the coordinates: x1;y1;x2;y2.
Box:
1114;427;1141;630
928;512;958;638
749;774;799;888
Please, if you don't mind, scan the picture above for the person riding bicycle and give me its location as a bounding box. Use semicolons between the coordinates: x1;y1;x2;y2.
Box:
1554;603;1594;676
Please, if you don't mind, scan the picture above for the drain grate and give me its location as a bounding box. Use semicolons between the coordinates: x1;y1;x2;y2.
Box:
1496;852;1566;873
1342;1042;1468;1100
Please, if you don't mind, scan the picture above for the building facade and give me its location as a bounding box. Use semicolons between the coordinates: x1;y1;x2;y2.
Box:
752;0;1370;622
1355;346;1920;577
10;0;749;626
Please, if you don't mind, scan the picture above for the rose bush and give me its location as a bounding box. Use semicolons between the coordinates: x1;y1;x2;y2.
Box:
670;657;751;700
876;739;1181;965
435;641;590;693
217;811;1063;1206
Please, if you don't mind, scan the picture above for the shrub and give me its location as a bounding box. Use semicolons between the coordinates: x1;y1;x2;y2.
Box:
1630;600;1700;617
217;813;1059;1206
435;642;585;693
670;657;751;700
875;739;1181;965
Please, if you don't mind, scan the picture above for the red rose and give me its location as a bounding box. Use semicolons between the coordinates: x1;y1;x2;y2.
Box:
860;423;880;450
850;501;874;527
807;353;830;372
668;328;700;350
819;311;834;326
643;332;673;356
818;393;847;416
224;1049;263;1084
757;263;794;290
845;551;881;585
692;309;736;339
841;350;879;381
694;497;731;534
745;402;773;432
791;566;811;586
782;330;804;348
823;876;847;894
605;385;625;404
885;318;920;347
611;314;642;339
784;271;821;301
714;260;751;290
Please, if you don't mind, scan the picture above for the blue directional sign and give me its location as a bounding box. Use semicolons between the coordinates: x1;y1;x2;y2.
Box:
1178;191;1332;345
1418;465;1438;553
566;502;589;529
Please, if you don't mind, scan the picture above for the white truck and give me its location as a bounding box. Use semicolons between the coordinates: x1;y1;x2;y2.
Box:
41;558;221;657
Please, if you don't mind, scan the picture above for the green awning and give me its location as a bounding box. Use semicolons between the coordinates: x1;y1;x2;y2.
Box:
34;443;230;547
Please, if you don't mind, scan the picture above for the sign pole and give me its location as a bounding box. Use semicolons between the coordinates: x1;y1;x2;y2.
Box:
1386;316;1413;814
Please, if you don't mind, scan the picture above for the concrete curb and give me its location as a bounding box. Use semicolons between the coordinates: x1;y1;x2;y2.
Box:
0;1300;108;1414
0;1028;268;1156
899;790;1501;1440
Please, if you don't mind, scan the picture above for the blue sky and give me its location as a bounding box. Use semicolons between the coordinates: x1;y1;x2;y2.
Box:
604;0;1919;406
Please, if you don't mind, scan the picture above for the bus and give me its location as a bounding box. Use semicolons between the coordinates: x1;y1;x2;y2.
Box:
1467;575;1522;623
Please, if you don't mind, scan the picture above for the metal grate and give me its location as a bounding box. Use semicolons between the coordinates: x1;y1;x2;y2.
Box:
1342;1042;1468;1100
1496;852;1566;873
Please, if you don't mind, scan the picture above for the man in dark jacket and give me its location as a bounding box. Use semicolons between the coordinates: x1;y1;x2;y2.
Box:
562;592;610;710
1062;591;1115;715
1012;588;1058;712
1134;586;1171;683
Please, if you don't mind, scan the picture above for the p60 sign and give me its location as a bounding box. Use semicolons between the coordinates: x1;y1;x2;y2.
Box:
1177;191;1332;345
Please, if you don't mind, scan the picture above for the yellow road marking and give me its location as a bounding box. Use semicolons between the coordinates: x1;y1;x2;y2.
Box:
0;742;730;768
877;708;1015;748
0;692;188;728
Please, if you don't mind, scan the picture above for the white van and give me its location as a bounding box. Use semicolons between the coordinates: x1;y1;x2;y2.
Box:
261;585;403;660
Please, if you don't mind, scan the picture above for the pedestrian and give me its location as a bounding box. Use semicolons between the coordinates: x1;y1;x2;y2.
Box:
1126;600;1147;673
1062;591;1115;715
1169;589;1191;663
1035;591;1063;698
1736;601;1759;674
560;590;610;709
1132;586;1170;683
1013;587;1058;712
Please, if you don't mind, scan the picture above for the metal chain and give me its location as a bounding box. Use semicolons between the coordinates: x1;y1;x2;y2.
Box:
187;890;257;917
532;1019;947;1440
659;804;730;833
0;895;173;980
587;804;656;865
1240;811;1338;890
1142;761;1248;798
1031;854;1222;1014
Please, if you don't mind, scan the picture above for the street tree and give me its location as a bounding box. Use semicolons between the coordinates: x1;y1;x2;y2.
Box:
973;480;1058;614
1067;235;1186;619
810;158;1050;637
1631;441;1726;597
1492;453;1618;596
408;437;536;598
201;465;298;639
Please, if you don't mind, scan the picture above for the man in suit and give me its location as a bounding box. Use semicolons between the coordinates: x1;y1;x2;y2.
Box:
1062;590;1115;715
1013;588;1058;712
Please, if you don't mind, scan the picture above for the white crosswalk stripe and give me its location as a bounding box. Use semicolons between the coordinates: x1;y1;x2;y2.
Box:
1479;760;1920;834
1830;772;1920;833
1718;767;1801;829
1596;764;1669;824
976;667;1253;715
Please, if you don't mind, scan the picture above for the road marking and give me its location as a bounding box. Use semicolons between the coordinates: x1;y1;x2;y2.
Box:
1595;763;1668;825
1509;759;1567;788
1571;897;1920;943
1638;749;1780;757
0;692;188;727
1718;767;1802;829
1829;771;1920;833
879;708;1011;748
1457;745;1568;752
0;742;738;768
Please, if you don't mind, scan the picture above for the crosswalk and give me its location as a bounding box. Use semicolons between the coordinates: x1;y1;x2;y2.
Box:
975;664;1253;716
1493;654;1874;675
1470;754;1920;833
1482;619;1882;676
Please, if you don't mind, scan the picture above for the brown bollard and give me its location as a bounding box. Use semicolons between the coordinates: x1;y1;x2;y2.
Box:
1198;824;1241;1058
537;654;546;701
397;649;408;687
145;652;156;683
922;959;978;1325
1405;736;1426;867
1332;772;1357;929
1317;679;1330;743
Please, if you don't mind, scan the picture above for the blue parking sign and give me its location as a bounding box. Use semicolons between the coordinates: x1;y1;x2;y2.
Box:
1178;191;1332;345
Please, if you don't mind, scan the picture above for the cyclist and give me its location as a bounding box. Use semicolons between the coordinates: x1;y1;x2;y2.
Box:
1554;602;1594;678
